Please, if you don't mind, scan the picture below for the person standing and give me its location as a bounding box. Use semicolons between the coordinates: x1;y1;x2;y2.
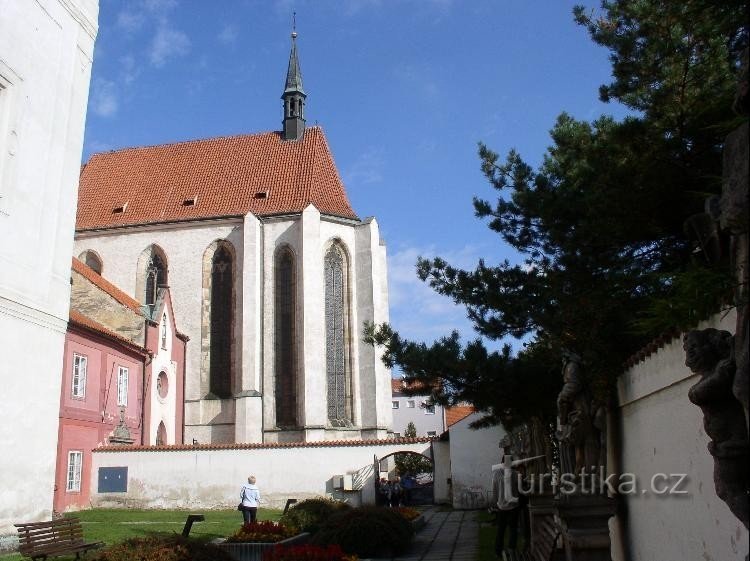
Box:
390;476;403;508
490;455;520;556
239;475;261;524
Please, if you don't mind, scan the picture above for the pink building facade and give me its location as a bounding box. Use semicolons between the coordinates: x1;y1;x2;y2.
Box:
53;259;187;512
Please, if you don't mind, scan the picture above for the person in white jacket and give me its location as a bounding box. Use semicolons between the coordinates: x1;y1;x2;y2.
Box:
490;455;520;555
239;475;261;524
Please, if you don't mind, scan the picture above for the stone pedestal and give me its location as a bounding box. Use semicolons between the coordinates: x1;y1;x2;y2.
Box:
556;493;616;561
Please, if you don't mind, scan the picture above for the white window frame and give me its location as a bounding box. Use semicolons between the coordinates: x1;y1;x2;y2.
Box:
66;451;83;492
423;402;435;415
117;366;129;406
71;354;87;398
407;400;415;408
392;400;399;409
427;431;437;437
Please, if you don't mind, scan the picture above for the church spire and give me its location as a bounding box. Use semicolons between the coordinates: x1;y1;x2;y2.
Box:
282;14;306;141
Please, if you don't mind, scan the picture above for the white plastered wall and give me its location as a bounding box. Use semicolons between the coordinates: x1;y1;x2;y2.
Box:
613;310;748;561
149;310;177;445
448;412;507;509
0;0;98;538
90;440;432;510
74;207;392;445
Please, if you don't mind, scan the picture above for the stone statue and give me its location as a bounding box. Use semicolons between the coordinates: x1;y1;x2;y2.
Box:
721;47;749;430
556;351;602;475
684;329;749;529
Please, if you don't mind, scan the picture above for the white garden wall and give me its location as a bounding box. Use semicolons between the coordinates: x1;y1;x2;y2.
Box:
90;439;432;510
613;310;748;561
448;413;506;510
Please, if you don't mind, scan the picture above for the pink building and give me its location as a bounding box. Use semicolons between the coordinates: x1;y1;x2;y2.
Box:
54;258;187;512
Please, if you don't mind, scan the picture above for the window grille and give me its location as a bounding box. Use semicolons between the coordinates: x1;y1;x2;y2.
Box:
71;354;87;398
161;313;168;349
66;451;82;492
117;366;128;406
325;244;351;425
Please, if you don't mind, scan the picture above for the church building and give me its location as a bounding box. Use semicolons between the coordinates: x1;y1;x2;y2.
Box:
73;32;392;445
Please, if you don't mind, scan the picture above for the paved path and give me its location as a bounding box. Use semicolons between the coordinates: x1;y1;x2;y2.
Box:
370;509;480;561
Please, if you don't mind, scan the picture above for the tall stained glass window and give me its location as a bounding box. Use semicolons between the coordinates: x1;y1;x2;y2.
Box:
275;247;297;427
325;243;351;426
145;251;166;309
209;244;233;398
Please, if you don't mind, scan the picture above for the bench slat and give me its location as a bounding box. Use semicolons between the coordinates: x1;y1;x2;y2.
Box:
14;517;102;560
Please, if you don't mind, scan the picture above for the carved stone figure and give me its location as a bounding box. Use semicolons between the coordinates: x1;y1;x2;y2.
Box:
684;329;749;529
556;352;601;475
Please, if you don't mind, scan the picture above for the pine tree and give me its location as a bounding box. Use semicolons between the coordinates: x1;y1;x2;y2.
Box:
366;2;747;427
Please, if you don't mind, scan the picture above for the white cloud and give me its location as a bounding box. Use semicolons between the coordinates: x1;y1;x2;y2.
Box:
343;148;384;186
218;24;238;45
149;24;191;67
143;0;177;12
90;78;118;117
119;54;140;85
387;244;484;345
117;9;145;33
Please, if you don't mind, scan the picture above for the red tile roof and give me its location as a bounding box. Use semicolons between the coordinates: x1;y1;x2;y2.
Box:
622;327;682;369
391;377;436;396
71;257;143;315
75;127;357;231
445;405;475;427
94;436;434;452
68;310;149;356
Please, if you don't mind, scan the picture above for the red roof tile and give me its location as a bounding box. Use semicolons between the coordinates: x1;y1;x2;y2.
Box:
391;377;436;396
94;436;434;452
76;127;357;231
68;310;149;356
445;405;475;427
72;257;143;315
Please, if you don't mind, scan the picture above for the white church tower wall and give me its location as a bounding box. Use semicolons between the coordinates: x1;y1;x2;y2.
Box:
0;0;98;535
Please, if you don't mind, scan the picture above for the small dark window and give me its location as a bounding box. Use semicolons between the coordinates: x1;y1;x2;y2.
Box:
253;191;268;199
98;467;128;493
182;197;196;206
112;203;127;214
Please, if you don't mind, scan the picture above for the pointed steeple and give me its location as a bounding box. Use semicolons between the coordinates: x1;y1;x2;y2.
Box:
281;15;306;141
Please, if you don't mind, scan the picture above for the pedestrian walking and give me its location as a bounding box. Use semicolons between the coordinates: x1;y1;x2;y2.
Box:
239;475;261;524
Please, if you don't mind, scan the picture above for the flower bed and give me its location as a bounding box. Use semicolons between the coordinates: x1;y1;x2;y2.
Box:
214;522;309;561
227;521;299;544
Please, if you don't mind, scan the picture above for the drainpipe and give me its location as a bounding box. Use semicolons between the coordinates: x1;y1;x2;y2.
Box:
142;322;149;446
182;337;187;444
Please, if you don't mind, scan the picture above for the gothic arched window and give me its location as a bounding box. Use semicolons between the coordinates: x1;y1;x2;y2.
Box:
137;245;168;314
275;246;297;427
210;245;233;397
155;421;167;446
145;252;166;308
324;242;352;426
78;250;103;274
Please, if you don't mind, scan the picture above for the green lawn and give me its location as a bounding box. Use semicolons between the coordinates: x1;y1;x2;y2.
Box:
0;508;282;561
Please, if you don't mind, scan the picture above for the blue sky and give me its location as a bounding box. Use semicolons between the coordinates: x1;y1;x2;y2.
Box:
83;0;629;353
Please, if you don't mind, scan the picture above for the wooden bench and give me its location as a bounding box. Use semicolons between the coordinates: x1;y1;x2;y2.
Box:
14;517;104;560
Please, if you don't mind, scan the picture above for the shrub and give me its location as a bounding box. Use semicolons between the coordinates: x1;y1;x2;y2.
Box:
263;543;358;561
227;521;298;543
90;535;234;561
311;506;414;558
279;498;351;534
